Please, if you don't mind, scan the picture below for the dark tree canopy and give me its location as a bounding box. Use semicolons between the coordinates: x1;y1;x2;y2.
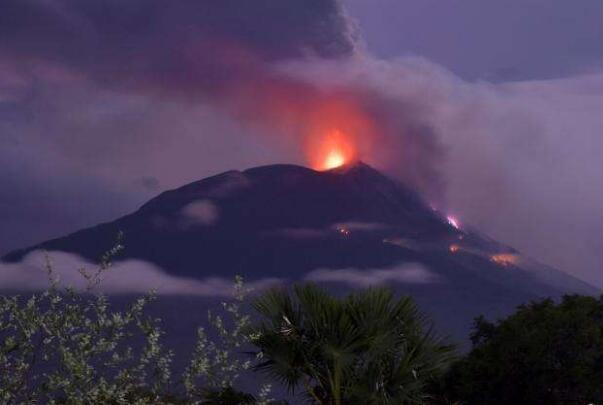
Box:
443;295;603;405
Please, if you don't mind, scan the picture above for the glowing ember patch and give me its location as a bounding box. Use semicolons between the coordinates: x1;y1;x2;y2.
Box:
490;254;519;267
447;216;460;229
338;227;350;236
449;244;460;253
324;150;346;170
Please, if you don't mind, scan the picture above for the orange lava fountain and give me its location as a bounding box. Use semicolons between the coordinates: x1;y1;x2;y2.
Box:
323;150;346;170
290;94;377;171
311;129;357;171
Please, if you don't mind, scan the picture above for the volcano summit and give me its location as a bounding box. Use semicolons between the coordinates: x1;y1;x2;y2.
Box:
2;162;597;341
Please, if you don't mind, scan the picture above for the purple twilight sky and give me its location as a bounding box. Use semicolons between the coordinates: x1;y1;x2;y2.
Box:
0;0;602;286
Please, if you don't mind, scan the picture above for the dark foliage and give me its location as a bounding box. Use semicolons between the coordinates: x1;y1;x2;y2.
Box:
251;284;455;405
442;295;603;405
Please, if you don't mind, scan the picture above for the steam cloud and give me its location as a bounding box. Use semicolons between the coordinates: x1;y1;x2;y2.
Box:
1;0;602;286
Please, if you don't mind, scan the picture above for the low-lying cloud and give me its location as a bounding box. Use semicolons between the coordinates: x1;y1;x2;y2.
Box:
0;251;282;297
331;222;390;231
305;263;441;287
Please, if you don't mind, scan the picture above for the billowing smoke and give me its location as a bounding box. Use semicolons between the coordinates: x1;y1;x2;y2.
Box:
0;0;359;251
0;0;444;197
1;0;602;286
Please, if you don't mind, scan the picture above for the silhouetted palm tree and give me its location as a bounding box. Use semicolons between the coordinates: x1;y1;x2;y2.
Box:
251;284;455;405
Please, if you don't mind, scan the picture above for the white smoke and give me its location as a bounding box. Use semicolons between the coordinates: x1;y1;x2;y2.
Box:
282;57;603;287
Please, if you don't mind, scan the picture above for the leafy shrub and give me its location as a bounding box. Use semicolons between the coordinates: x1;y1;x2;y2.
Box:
0;242;274;404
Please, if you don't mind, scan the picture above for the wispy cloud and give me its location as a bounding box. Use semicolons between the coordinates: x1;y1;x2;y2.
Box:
305;263;441;287
0;251;282;297
331;222;389;231
180;200;220;227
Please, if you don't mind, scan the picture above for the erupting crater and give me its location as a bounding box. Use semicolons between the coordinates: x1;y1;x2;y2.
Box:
311;129;357;171
323;149;346;170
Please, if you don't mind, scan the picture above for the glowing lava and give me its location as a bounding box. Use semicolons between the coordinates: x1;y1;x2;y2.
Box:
490;253;520;267
449;244;461;253
323;150;346;170
447;216;460;230
310;129;357;171
337;227;351;236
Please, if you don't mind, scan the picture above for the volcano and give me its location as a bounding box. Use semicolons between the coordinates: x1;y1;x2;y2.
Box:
2;162;598;342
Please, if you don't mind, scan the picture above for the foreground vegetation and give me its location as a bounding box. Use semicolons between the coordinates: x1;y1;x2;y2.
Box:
251;285;454;404
440;295;603;405
1;247;602;404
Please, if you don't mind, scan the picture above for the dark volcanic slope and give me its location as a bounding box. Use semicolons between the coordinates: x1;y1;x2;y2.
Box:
3;162;598;341
4;163;452;277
